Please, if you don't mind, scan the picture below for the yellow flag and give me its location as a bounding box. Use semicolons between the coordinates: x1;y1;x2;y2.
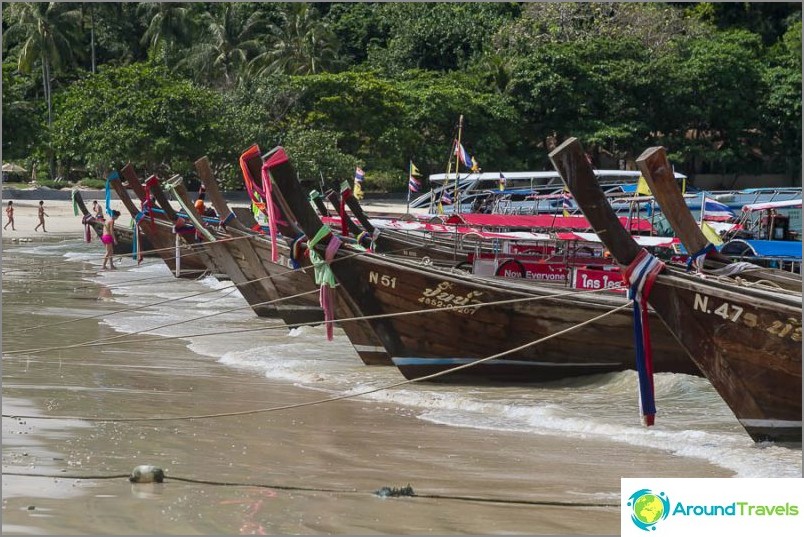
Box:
353;180;365;200
410;162;421;177
636;176;652;196
700;221;723;246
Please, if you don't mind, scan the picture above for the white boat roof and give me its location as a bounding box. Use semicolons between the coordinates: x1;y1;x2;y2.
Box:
428;169;687;182
742;199;802;212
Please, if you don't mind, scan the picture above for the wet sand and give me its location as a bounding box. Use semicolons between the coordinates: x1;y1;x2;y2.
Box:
1;240;732;535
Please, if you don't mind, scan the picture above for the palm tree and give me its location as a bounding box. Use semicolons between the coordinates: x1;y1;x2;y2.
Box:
177;4;265;88
4;2;83;127
138;2;192;66
250;3;340;76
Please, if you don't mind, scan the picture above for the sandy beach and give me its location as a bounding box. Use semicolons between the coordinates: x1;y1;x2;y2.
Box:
0;222;745;535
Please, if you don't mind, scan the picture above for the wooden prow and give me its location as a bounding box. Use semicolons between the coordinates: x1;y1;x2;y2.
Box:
636;146;731;263
341;184;376;234
194;156;248;232
145;175;180;221
549;138;642;266
261;147;327;242
325;189;362;236
120;164;147;201
107;172;142;218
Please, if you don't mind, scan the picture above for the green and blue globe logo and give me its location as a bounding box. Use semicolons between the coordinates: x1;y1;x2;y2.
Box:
628;489;671;531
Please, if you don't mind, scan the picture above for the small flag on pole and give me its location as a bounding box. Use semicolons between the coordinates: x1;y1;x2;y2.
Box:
353;167;365;200
636;176;652;196
441;189;453;205
454;141;472;168
702;197;737;221
408;161;422;193
498;172;506;191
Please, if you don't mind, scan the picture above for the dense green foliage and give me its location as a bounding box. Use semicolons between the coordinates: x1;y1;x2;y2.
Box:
2;2;801;189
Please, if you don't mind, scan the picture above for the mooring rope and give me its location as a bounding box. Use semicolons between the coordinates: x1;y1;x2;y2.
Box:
5;286;319;353
0;471;618;508
5;284;625;356
2;300;631;422
4;264;308;335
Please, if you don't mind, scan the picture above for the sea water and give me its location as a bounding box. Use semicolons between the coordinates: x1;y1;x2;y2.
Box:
10;239;802;479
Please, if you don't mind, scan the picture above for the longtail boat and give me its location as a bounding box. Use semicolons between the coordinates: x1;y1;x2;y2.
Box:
196;155;391;364
550;137;801;443
635;146;800;292
262;145;699;383
112;165;211;278
71;188;145;256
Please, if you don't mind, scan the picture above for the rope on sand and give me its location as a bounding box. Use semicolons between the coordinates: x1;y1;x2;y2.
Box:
0;472;618;508
2;300;631;422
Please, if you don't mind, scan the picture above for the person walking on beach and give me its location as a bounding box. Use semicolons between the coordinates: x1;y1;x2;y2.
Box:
101;210;120;270
4;200;15;231
34;200;48;232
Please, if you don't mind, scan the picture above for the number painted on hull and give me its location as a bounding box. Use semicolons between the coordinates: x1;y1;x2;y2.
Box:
693;293;800;342
369;271;396;289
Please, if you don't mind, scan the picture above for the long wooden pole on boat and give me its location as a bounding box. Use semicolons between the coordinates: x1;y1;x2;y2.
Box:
454;114;464;213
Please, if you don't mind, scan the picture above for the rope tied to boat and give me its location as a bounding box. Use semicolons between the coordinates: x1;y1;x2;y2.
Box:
307;225;340;341
623;248;664;427
686;242;717;272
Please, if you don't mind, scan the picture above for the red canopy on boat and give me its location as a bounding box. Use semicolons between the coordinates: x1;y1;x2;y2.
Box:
437;213;655;232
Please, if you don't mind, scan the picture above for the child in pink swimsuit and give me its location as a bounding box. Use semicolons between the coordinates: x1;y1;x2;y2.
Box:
102;210;120;270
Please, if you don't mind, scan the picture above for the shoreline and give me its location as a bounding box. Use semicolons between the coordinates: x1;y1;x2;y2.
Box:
1;241;737;534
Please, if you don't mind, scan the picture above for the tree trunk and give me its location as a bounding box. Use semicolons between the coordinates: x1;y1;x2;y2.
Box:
90;4;96;73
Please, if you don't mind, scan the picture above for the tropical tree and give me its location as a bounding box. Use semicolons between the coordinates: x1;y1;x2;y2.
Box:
250;3;341;76
3;2;83;127
50;63;227;175
176;3;265;88
137;2;193;66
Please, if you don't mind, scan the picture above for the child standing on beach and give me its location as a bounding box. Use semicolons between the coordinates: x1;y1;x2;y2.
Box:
34;200;48;232
101;210;120;270
3;200;15;231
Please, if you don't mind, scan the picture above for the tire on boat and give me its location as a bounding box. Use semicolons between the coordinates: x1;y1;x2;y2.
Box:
453;260;473;273
495;259;526;278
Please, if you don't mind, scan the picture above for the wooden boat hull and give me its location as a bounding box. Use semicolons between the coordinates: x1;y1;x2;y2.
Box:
111;169;210;278
325;251;698;383
261;147;698;383
550;137;801;443
650;273;801;442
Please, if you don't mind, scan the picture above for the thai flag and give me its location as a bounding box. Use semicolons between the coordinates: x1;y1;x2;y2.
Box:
354;167;365;183
409;175;421;193
441;190;453;205
702;197;736;221
454;141;472;168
